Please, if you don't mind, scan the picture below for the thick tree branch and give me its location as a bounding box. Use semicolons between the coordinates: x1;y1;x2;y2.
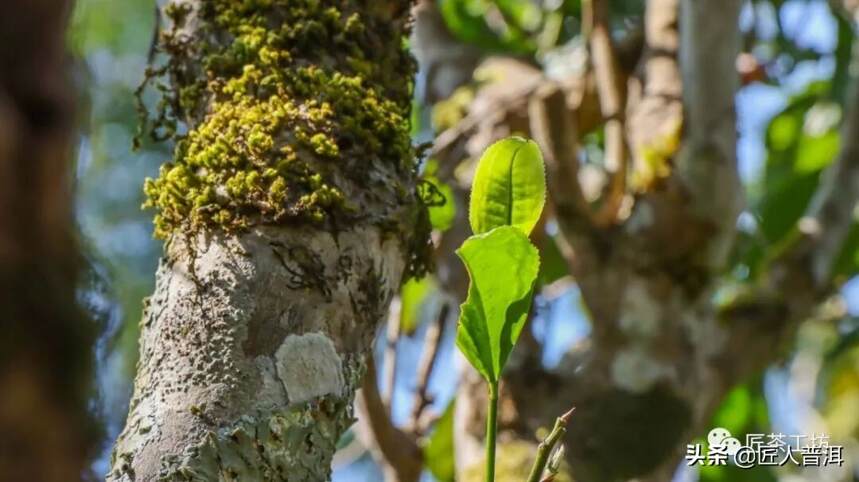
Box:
356;354;423;482
584;0;629;226
831;0;859;24
679;0;742;162
528;83;615;319
528;84;593;230
627;0;682;191
411;0;481;105
677;0;744;267
109;1;424;479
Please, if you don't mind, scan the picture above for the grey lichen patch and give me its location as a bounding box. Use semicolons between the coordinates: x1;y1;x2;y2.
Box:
158;398;352;481
275;332;344;404
253;355;289;408
617;280;662;339
610;346;676;393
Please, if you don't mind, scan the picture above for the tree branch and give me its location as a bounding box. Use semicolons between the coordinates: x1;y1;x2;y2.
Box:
791;82;859;288
528;83;594;230
356;354;423;482
766;40;859;298
679;0;742;162
382;300;402;414
627;0;682;191
677;0;744;266
407;303;450;435
525;407;575;482
583;0;629;226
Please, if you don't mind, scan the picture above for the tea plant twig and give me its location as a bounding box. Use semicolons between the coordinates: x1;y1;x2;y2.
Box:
408;302;450;434
526;406;575;482
486;381;500;482
382;301;401;414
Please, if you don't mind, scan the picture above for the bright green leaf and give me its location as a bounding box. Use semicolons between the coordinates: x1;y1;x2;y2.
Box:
539;234;570;285
423;398;456;482
427;176;457;232
795;129;839;173
753;81;838;247
700;463;777;482
438;0;537;55
456;226;540;383
712;385;752;436
469;137;546;236
832;224;859;277
400;275;438;335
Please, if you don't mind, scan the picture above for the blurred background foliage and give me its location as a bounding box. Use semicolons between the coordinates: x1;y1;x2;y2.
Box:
69;0;859;480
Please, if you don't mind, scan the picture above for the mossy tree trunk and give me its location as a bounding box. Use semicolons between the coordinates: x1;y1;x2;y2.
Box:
108;1;428;480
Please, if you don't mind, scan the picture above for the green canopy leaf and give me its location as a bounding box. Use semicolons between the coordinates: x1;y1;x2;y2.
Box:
423;398;456;482
426;176;457;232
399;275;438;335
455;226;540;383
469;137;546;236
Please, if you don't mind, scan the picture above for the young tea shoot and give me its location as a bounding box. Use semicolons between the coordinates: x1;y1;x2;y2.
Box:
455;136;546;481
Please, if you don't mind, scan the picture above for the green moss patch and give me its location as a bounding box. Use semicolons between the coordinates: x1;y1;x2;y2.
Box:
141;0;418;239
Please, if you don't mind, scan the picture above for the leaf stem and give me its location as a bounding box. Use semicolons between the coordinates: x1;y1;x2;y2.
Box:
525;406;575;482
485;380;499;482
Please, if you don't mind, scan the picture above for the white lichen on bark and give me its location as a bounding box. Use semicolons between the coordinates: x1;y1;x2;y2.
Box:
275;333;345;404
108;226;405;481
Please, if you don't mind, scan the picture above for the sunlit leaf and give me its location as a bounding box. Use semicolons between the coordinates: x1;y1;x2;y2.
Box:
754;81;838;248
832;225;859;277
712;386;752;436
821;337;859;439
469;137;546;236
702;382;775;482
699;463;777;482
438;0;536;54
400;276;438;335
423;398;456;482
427;177;457;232
539;233;570;285
456;226;540;382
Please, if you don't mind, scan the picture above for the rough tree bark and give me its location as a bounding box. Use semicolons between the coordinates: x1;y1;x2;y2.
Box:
0;1;99;480
108;0;427;480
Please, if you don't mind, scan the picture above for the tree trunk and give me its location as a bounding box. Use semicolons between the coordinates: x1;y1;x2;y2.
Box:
108;0;425;480
0;1;99;480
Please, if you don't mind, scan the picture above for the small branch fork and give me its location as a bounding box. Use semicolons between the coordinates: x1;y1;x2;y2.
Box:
526;407;576;482
358;354;423;482
357;301;451;481
407;302;450;434
382;300;402;415
583;0;629;227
